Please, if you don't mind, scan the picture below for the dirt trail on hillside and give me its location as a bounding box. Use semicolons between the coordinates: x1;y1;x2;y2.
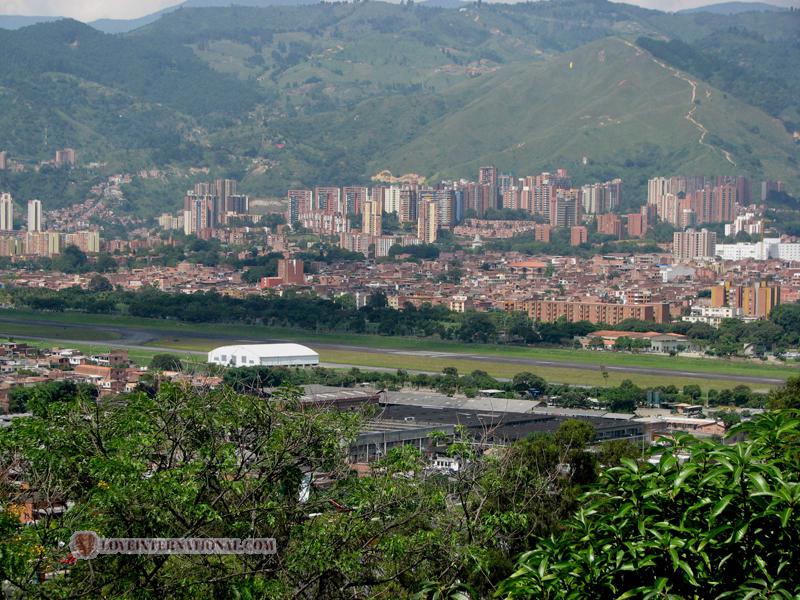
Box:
622;39;736;166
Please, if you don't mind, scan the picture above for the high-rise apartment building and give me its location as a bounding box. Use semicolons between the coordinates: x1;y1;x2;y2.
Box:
550;189;580;228
435;189;455;228
25;231;60;257
288;189;313;224
417;196;439;244
0;234;22;257
225;194;249;216
362;198;382;236
534;223;551;243
712;184;736;224
314;187;341;214
64;230;100;253
581;179;622;214
384;186;401;215
27;199;42;232
470;183;497;214
183;194;214;236
502;187;521;211
399;187;418;223
761;180;783;202
570;226;588;246
673;228;716;262
0;193;13;231
278;258;305;285
212;178;242;223
343;187;368;215
712;281;780;319
597;213;622;239
625;213;646;238
531;184;555;219
497;173;514;197
478;166;497;188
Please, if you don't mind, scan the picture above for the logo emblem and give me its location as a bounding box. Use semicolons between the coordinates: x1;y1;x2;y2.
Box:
70;531;99;560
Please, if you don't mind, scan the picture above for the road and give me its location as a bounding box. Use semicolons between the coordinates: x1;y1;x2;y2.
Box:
0;316;790;386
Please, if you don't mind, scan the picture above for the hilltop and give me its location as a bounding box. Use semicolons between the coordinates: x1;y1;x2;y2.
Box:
371;37;797;201
0;1;796;215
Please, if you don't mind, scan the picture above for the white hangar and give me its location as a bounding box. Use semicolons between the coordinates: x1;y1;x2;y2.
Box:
208;343;319;368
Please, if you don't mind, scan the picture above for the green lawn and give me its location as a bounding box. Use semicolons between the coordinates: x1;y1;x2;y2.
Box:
5;336;768;392
2;308;797;385
317;349;771;392
0;320;121;342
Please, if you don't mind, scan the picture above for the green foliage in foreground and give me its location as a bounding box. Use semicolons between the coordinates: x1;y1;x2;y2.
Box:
0;383;597;598
0;378;798;597
500;411;800;599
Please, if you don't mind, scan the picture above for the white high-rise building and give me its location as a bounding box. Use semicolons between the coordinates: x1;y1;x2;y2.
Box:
0;193;13;231
384;186;401;215
27;199;42;232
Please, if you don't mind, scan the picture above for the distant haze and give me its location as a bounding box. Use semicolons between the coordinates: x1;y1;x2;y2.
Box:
0;0;180;21
0;0;798;21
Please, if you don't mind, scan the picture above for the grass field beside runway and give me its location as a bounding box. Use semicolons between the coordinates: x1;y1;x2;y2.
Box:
0;321;122;341
141;337;777;392
2;308;796;385
2;333;780;393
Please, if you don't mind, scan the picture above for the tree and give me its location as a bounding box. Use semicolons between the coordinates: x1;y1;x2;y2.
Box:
601;379;643;413
87;274;113;293
0;382;597;598
554;419;595;450
682;384;702;401
457;312;497;343
95;253;118;273
511;372;547;397
770;303;800;346
767;375;800;409
148;353;183;372
715;410;741;429
52;244;88;273
597;438;640;466
500;412;800;598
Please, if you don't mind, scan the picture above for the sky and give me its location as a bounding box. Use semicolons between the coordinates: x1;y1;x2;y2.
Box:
0;0;798;21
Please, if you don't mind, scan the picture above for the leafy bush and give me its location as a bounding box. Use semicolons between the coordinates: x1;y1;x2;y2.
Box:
500;411;800;598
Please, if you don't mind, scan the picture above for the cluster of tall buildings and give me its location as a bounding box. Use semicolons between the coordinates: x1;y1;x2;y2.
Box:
711;281;781;319
1;194;42;233
647;175;749;227
0;193;99;257
288;168;625;250
164;179;249;237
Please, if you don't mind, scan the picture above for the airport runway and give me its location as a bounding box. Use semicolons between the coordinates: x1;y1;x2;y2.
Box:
0;316;791;386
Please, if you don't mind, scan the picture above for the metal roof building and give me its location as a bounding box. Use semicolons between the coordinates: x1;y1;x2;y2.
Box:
207;344;319;368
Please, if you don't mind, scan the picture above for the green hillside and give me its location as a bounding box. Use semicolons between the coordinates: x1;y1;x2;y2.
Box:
0;1;796;216
372;37;798;200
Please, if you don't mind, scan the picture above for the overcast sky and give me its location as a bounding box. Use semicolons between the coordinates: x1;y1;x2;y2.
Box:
0;0;798;21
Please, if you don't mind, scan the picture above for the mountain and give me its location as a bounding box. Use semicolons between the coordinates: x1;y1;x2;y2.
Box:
0;18;261;170
0;0;797;217
0;15;60;29
368;37;797;197
678;2;789;14
0;0;348;33
88;4;183;34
